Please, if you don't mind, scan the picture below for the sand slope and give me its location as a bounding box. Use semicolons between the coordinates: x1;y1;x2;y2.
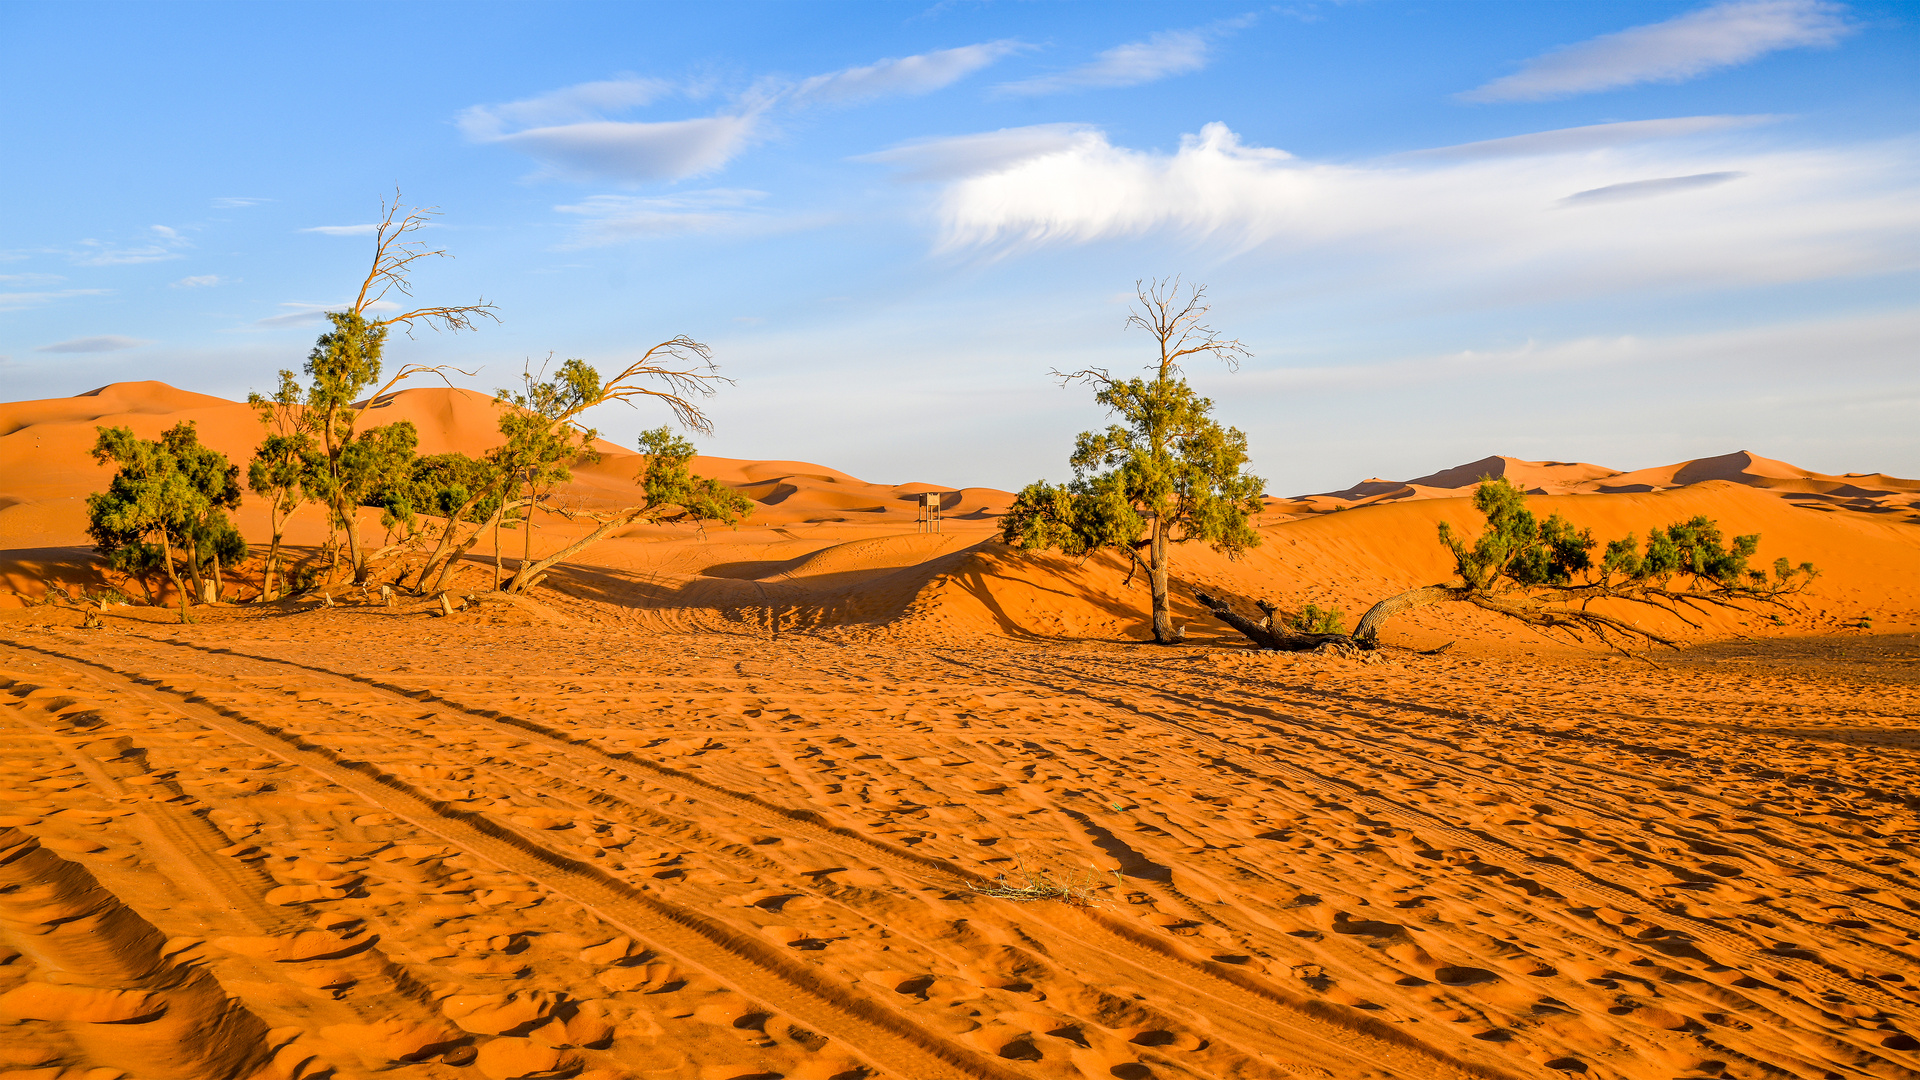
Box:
1282;452;1920;523
3;380;1920;1079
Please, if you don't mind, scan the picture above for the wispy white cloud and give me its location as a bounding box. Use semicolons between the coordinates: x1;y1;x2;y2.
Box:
69;225;191;266
855;123;1097;181
1399;115;1780;161
1461;0;1852;103
875;120;1920;303
795;41;1025;103
0;288;108;312
995;21;1241;96
461;76;763;184
1561;171;1747;205
211;196;272;209
0;273;66;286
247;299;399;330
553;190;779;245
300;224;382;236
170;274;227;287
456;76;675;140
37;335;151;354
491;114;764;184
1242;308;1919;395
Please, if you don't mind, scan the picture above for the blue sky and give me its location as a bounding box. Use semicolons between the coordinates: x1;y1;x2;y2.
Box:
3;0;1916;494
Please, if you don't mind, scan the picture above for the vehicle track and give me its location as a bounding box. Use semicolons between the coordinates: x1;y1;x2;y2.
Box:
934;649;1920;1028
0;640;1036;1080
22;633;1513;1080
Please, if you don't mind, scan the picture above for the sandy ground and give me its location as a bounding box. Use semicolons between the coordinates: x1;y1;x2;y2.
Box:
1;606;1918;1080
2;381;1919;1080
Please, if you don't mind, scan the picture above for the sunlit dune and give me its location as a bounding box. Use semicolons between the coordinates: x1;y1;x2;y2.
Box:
2;380;1918;1080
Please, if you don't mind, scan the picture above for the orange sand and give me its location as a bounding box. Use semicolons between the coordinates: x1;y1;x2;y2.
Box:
2;381;1919;1080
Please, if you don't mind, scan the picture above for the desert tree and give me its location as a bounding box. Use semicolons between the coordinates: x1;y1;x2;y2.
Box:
1002;278;1265;644
411;343;742;596
86;422;241;618
1196;477;1819;653
246;370;323;600
300;191;493;584
165;423;246;603
499;348;752;594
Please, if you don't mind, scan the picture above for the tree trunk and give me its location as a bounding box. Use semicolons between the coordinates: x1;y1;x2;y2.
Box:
158;533;187;622
1149;513;1173;644
184;534;206;606
263;514;283;602
414;486;494;593
345;504;367;585
504;507;644;594
1352;584;1462;642
429;498;518;595
1193;593;1350;651
207;551;223;604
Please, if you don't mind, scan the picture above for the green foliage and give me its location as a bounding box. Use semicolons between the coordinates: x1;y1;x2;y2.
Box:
1438;478;1594;590
1598;516;1810;588
375;452;503;526
1002;376;1264;562
304;311;389;420
495;359;604;498
1290;603;1346;635
1445;478;1817;596
247;375;323;517
86;421;242;605
636;426;753;526
338;421;420;533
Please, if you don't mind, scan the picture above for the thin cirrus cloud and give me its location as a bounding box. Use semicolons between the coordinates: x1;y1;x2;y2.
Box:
855;123;1097;181
1561;171;1748;205
211;196;272;209
867;120;1920;303
794;41;1025;103
301;224;382;236
552;190;814;247
69;225;191;266
170;274;226;288
249;299;399;329
0;288;108;312
36;335;152;354
460;74;763;185
461;43;1022;184
1461;0;1852;103
1397;115;1780;161
994;24;1229;97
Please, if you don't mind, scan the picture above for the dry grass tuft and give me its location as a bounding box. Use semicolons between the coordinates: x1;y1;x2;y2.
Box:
972;860;1121;905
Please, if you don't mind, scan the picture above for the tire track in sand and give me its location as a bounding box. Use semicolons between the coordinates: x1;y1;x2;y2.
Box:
936;649;1920;1024
44;634;1508;1080
0;640;1032;1080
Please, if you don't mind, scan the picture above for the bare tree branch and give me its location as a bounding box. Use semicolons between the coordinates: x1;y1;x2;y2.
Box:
1125;277;1252;379
351;188;500;339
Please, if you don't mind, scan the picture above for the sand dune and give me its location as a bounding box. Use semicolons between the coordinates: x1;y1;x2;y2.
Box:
2;379;1919;1080
1282;451;1920;522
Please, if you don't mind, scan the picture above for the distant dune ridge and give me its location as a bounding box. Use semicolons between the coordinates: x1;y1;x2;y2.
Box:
1277;452;1920;520
2;380;1916;644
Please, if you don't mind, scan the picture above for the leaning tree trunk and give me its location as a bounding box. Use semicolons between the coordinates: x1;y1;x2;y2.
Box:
503;506;645;594
1193;593;1350;651
1352;584;1463;642
414;482;503;593
428;499;511;596
1149;514;1173;645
